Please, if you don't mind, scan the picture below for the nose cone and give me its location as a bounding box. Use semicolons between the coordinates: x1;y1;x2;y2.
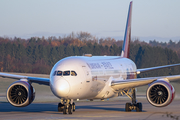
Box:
51;78;70;97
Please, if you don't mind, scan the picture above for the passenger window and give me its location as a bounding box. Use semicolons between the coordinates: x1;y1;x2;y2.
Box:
71;71;77;76
57;71;62;76
63;71;70;76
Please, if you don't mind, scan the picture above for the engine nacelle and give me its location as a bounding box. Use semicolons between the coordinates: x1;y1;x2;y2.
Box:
6;81;35;107
146;80;175;107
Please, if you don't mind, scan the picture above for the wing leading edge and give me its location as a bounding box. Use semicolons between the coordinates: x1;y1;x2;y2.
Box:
0;72;49;86
111;75;180;91
112;63;180;91
136;63;180;74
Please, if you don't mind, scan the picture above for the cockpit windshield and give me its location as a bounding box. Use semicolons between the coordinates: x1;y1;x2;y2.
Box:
71;71;77;76
54;70;77;76
63;71;70;76
53;71;57;76
57;71;62;76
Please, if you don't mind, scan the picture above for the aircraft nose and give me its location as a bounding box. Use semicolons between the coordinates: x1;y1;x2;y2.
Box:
53;78;70;97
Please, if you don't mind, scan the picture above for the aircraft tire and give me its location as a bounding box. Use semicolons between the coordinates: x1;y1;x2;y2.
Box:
136;102;142;112
63;106;67;114
58;103;64;112
68;104;72;114
72;102;75;112
125;103;131;112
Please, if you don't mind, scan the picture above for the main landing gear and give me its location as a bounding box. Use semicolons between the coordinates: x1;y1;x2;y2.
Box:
58;99;75;114
123;88;142;112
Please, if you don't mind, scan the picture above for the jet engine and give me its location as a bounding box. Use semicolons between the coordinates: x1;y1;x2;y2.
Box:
6;80;35;107
146;80;175;107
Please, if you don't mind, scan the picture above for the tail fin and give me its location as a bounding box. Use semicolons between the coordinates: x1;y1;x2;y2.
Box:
121;1;133;58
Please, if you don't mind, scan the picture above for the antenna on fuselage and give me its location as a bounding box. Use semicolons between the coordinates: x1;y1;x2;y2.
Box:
121;1;133;58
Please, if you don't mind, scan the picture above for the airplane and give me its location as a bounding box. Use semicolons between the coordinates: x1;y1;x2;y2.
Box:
1;1;180;114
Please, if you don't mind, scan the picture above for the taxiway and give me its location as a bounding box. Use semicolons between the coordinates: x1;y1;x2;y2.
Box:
0;98;180;120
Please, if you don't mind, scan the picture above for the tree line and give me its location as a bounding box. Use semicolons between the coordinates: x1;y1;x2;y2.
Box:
0;32;180;78
149;40;180;58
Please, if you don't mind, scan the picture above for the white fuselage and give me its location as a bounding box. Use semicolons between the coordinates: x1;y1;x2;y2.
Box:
50;56;137;100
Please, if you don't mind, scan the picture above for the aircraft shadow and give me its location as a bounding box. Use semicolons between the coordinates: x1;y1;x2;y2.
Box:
0;102;146;112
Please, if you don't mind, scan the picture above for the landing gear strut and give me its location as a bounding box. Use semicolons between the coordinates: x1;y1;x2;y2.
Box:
123;88;142;112
58;99;75;114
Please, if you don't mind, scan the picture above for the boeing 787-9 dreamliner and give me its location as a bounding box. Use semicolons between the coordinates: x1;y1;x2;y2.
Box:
1;1;180;114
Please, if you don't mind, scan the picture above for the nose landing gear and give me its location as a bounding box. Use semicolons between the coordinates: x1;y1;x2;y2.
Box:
58;99;75;114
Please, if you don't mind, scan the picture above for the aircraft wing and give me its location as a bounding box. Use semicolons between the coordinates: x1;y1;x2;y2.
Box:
136;63;180;74
111;75;180;91
0;72;49;86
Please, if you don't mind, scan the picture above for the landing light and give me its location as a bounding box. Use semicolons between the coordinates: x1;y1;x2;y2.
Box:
84;54;92;57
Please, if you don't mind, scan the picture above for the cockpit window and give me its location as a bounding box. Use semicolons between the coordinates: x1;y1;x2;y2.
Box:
57;71;62;76
71;71;77;76
53;71;57;76
54;70;77;76
63;71;70;76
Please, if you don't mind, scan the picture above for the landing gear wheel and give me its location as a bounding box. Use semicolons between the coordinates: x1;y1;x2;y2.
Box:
58;103;64;112
72;102;75;112
63;106;67;114
123;88;143;112
68;104;72;114
60;99;74;114
125;103;131;112
136;102;142;112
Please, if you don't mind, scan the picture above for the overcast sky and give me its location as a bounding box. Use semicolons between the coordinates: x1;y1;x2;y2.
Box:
0;0;180;42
